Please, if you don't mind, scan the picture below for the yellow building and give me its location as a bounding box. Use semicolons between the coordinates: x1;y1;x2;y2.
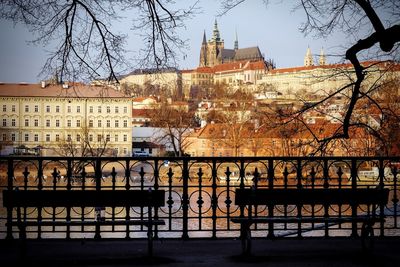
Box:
260;48;400;98
0;82;132;156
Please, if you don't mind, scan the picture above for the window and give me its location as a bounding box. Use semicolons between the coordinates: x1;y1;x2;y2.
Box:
98;106;102;113
34;119;39;127
2;119;6;127
115;120;119;128
106;120;110;128
11;133;16;141
25;134;29;142
2;105;6;112
67;106;71;113
97;134;102;142
25;105;29;112
56;106;60;113
115;134;119;142
11;119;16;127
77;106;81;113
34;105;38;112
55;134;60;142
106;134;110;142
56;120;60;127
46;105;50;112
123;107;127;113
98;120;102;127
115;107;119;113
123;134;127;142
34;134;39;142
12;105;15;112
46;134;50;142
89;134;93;142
107;106;111;113
25;119;29;127
2;133;6;141
67;120;71;127
76;120;81;127
123;120;127;127
89;106;93;113
89;120;93;127
46;119;50;127
77;134;81;142
123;148;127;155
67;134;71;142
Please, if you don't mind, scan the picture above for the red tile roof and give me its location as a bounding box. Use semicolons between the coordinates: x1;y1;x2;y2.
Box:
132;109;150;117
0;83;127;98
132;96;158;102
195;67;214;73
268;61;398;75
190;60;267;75
181;69;194;73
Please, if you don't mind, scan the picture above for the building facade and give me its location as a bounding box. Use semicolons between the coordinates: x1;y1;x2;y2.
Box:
0;83;132;156
260;60;400;97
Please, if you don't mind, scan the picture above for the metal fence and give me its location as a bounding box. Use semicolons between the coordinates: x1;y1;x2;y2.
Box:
0;156;399;239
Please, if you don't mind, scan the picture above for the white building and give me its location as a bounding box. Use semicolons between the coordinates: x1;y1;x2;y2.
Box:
0;82;132;156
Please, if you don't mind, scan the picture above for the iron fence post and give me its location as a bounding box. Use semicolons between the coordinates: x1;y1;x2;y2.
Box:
6;158;14;239
182;158;189;239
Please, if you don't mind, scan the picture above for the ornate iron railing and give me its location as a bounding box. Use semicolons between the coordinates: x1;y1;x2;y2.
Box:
0;156;399;239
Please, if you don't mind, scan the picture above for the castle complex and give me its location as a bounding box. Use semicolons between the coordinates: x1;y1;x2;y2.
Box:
118;20;399;100
199;20;264;67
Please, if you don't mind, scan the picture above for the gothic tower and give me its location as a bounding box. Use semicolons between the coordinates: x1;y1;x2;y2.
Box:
206;19;224;67
319;47;326;65
234;30;238;50
304;46;314;67
199;30;208;67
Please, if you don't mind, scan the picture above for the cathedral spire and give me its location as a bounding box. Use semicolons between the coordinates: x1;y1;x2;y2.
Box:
319;47;326;65
234;29;238;50
202;30;207;44
304;46;314;66
212;19;220;41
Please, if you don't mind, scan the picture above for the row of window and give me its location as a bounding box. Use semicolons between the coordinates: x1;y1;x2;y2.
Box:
3;104;129;114
2;118;129;128
2;133;129;143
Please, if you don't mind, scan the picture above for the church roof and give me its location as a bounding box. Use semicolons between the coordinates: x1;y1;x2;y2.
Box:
220;49;235;60
219;47;263;63
234;47;263;61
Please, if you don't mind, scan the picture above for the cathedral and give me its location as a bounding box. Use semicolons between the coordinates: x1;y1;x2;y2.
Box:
199;20;264;67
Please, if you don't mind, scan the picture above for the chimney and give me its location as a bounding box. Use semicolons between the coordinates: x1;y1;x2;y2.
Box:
41;81;46;88
62;82;69;89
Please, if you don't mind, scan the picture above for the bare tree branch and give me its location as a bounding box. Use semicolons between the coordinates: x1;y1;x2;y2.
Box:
0;0;199;83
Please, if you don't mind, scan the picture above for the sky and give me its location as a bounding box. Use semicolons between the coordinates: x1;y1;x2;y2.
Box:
0;0;354;83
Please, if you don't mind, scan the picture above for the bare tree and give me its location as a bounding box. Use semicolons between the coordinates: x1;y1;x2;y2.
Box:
148;103;197;156
209;93;256;156
220;0;400;152
56;125;111;176
0;0;198;83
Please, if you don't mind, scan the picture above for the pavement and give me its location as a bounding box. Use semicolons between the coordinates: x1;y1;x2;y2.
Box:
1;237;400;267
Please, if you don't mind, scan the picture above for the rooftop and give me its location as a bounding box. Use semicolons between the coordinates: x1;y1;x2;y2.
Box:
0;83;128;98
